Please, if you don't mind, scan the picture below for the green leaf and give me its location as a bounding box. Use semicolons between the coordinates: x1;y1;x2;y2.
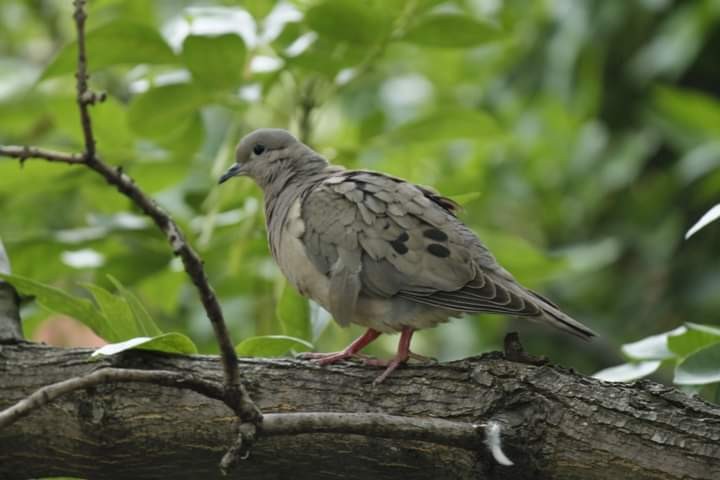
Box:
654;86;720;140
181;34;247;90
42;20;177;79
83;284;136;342
382;109;500;144
402;14;502;48
92;332;198;357
106;275;163;338
128;83;209;139
276;281;311;341
305;0;392;45
287;36;366;76
593;361;662;382
89;97;135;154
0;272;107;340
235;335;313;357
667;323;720;358
621;327;685;361
674;343;720;385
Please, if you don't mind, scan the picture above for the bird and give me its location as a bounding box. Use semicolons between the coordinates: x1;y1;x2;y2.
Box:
219;128;595;382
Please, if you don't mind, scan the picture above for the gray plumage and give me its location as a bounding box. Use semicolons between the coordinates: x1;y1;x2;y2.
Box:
220;128;594;347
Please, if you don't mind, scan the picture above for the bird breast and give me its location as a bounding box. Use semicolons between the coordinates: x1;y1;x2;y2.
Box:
273;199;456;334
275;199;330;306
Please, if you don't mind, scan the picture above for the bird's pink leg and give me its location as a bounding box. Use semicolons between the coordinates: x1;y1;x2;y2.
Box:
363;327;415;383
300;328;382;365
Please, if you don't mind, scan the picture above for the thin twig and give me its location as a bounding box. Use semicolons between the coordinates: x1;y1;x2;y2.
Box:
0;368;225;430
72;0;95;159
0;146;84;164
0;0;260;430
68;0;244;402
69;0;251;419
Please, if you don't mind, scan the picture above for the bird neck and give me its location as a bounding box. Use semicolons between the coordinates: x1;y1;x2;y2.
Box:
262;153;330;248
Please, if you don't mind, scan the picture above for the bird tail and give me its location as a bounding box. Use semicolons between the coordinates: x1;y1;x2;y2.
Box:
528;289;595;340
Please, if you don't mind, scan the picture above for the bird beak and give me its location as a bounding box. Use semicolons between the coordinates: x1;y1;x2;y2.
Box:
218;163;246;184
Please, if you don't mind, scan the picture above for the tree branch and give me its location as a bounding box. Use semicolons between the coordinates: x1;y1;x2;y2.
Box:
72;0;96;159
0;0;258;422
67;0;245;407
2;345;718;479
0;1;261;468
0;146;84;164
0;366;494;451
262;412;485;448
0;361;513;468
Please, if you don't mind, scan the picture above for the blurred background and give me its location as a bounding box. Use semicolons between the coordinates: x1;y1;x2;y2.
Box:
1;0;719;382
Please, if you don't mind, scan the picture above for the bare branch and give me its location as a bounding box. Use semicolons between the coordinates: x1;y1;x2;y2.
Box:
262;412;484;447
72;0;96;159
0;146;84;164
65;1;247;408
0;0;262;455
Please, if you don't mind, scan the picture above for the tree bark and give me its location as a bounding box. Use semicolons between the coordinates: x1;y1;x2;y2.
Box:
0;343;718;480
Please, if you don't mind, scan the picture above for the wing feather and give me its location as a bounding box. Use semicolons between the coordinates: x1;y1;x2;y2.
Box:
300;170;595;339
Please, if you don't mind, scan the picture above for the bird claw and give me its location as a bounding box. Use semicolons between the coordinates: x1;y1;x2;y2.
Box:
297;350;357;365
297;327;421;383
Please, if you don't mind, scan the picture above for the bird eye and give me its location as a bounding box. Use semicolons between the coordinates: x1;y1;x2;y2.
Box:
253;144;266;155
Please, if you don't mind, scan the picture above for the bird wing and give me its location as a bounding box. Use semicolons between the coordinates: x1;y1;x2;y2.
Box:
301;170;594;339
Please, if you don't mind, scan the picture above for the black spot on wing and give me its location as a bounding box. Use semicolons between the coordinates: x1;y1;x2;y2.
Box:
423;228;448;242
427;244;450;258
390;239;408;254
389;232;410;255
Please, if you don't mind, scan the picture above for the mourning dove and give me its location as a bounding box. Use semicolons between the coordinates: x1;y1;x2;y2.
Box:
219;128;594;382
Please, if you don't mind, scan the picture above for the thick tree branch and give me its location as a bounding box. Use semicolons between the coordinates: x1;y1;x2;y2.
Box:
1;344;718;480
0;366;512;463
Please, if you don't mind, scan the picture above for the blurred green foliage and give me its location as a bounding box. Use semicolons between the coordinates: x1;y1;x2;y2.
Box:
1;0;720;387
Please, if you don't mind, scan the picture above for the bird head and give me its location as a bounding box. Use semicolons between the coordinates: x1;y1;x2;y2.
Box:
219;128;325;189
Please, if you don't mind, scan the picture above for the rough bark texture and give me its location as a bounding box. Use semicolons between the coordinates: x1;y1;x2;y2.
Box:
0;343;718;480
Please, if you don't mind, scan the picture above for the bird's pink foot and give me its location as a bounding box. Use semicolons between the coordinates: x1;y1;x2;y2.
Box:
300;350;359;365
370;326;415;384
298;328;382;365
299;326;420;384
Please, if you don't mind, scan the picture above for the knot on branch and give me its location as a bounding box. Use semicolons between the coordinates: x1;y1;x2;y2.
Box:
80;90;107;106
224;384;263;424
